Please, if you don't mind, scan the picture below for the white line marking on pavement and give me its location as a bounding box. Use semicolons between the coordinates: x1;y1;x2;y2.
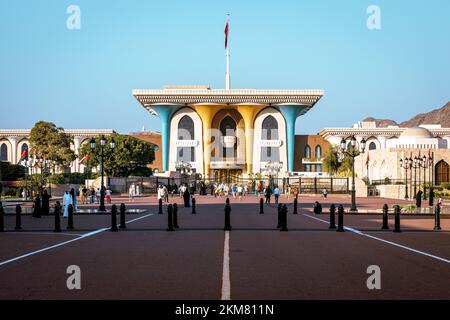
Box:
3;232;84;237
221;231;231;300
302;213;450;264
0;214;154;267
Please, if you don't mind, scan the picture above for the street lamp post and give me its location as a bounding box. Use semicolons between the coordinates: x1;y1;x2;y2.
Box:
175;160;192;186
90;135;115;212
399;157;412;199
340;136;366;213
264;161;283;189
420;155;427;200
412;156;419;199
21;158;34;200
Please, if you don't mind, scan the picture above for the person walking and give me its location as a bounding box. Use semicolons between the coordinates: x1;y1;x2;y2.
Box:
128;185;134;202
41;189;51;215
437;195;443;208
105;187;112;204
32;193;41;218
96;188;101;204
63;191;73;218
90;187;95;204
70;188;78;212
163;185;169;203
157;185;163;202
322;188;328;199
273;185;280;204
237;185;243;200
82;186;88;204
265;185;272;204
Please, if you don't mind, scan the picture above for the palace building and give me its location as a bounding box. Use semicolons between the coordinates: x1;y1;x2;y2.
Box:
0;129;114;173
132;86;324;178
320;121;450;198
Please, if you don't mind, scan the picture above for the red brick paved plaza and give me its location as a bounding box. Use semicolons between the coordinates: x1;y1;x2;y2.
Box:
0;194;449;300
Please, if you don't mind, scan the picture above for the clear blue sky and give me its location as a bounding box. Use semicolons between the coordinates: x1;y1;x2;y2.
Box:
0;0;449;134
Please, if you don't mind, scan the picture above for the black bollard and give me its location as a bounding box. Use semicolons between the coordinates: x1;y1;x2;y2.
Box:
280;204;288;232
434;206;442;231
0;202;4;232
15;205;22;230
120;203;127;229
192;198;196;214
166;204;175;231
394;205;401;233
54;202;62;233
329;204;336;229
173;203;179;229
293;198;298;214
337;205;344;232
382;204;389;230
158;198;163;214
110;205;118;232
313;201;322;215
67;204;74;230
277;204;282;228
224;203;232;231
259;198;264;214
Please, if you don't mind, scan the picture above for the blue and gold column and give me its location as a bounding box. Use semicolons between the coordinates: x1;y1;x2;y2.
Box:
151;105;181;172
277;105;309;172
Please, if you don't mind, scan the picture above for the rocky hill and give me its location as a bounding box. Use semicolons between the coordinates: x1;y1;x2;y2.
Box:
363;102;450;127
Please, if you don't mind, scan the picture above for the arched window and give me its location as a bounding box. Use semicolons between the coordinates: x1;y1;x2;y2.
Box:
21;143;29;160
261;116;279;140
369;142;377;150
178;115;194;140
261;116;280;162
304;145;311;159
0;144;7;161
315;145;322;158
220;116;237;159
220;116;236;136
435;160;450;185
177;116;195;162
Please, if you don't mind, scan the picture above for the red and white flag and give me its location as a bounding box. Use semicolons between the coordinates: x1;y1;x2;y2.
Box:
366;153;370;165
224;20;229;49
79;153;89;165
17;149;27;163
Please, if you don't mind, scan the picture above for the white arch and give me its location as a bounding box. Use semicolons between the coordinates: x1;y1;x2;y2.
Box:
253;107;287;174
366;136;381;150
169;108;204;174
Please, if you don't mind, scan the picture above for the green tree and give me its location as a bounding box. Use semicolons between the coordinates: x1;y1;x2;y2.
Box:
322;145;354;177
79;134;155;177
0;161;26;181
29;121;76;169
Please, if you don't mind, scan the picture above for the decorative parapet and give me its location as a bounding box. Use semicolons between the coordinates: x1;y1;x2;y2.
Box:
319;127;450;138
0;129;115;139
133;88;324;107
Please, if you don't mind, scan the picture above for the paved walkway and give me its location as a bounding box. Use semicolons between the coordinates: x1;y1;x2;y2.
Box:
0;195;448;299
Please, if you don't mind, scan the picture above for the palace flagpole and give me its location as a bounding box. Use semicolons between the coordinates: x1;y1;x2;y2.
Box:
225;15;230;90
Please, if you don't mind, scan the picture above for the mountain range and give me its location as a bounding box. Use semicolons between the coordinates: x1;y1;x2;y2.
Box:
363;102;450;128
